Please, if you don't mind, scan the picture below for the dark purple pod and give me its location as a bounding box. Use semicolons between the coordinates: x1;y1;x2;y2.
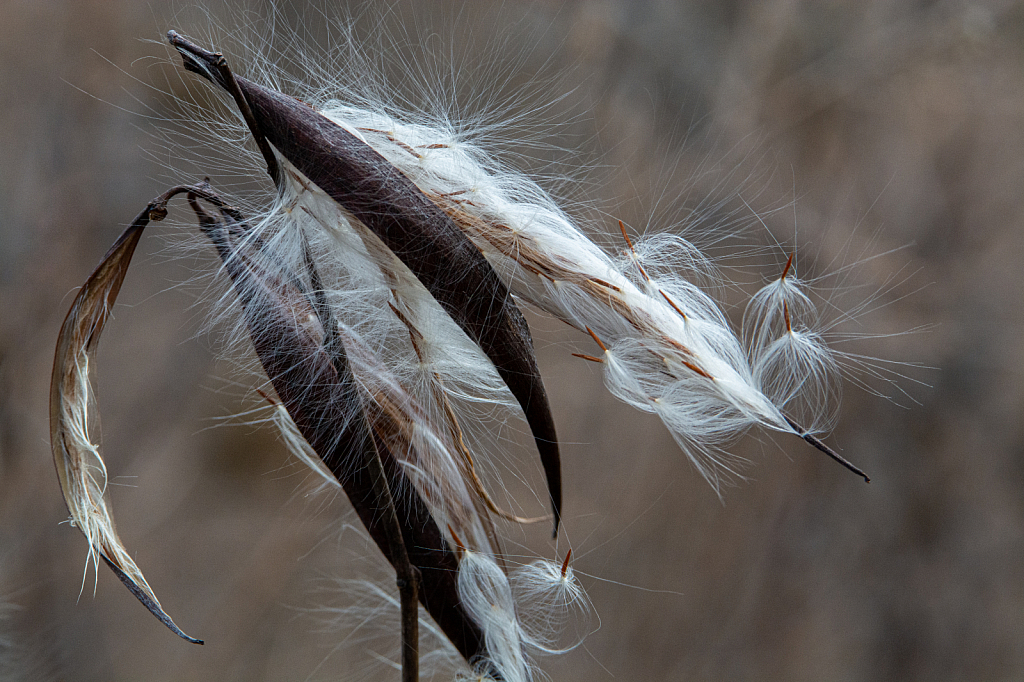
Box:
192;194;487;663
169;32;562;532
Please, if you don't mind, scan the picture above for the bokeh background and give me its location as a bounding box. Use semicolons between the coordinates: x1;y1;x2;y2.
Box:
2;1;1021;680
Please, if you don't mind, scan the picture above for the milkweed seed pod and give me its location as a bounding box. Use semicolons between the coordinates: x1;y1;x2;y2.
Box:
169;31;565;534
165;29;866;490
50;17;875;682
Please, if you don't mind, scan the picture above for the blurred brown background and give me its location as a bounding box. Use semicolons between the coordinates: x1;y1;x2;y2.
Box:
1;1;1021;680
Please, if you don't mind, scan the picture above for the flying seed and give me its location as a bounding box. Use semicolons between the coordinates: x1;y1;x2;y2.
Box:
660;289;689;321
585;326;608;352
572;353;604;363
617;220;634;250
780;252;795;280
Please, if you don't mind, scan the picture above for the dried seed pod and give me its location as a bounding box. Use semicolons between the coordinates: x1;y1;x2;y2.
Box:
168;31;564;534
49;186;208;645
191;188;488;664
50;183;493;665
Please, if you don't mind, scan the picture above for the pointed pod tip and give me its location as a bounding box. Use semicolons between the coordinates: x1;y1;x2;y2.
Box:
166;30;223;87
101;555;203;645
550;487;561;538
781;413;871;483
